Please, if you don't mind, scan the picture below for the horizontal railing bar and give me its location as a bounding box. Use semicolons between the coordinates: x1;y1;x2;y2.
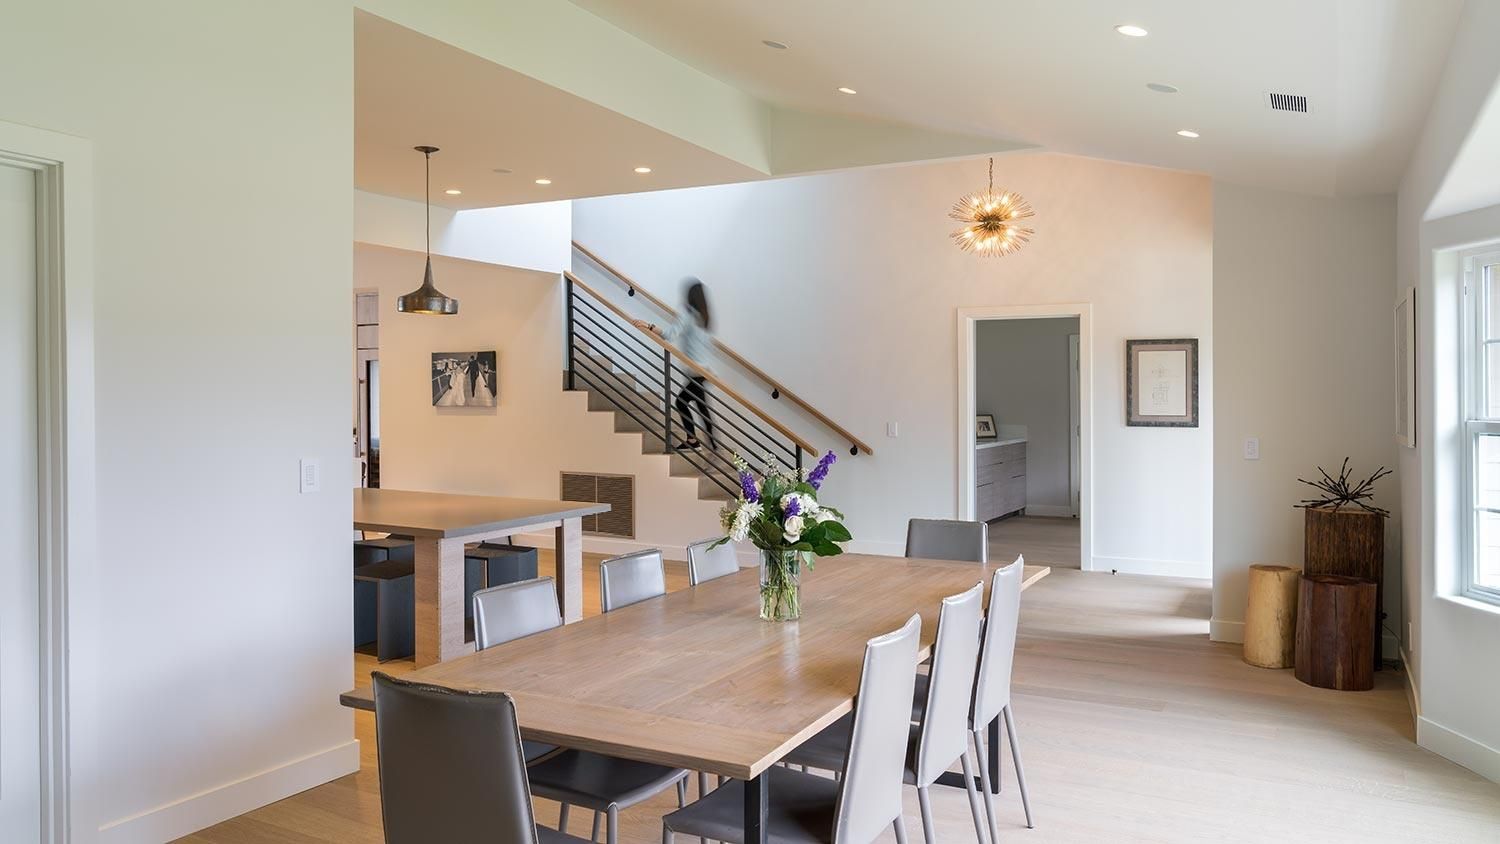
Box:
570;292;659;354
572;313;670;386
571;361;673;439
665;369;789;464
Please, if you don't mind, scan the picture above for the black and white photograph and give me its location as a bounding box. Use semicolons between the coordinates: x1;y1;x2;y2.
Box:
976;413;999;440
431;350;497;407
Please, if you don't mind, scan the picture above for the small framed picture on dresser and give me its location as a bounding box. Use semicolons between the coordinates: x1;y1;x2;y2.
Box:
976;414;999;441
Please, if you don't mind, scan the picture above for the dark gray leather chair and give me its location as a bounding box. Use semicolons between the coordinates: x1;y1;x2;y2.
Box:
470;576;690;844
905;518;989;563
599;549;667;612
661;614;923;844
686;539;739;586
371;672;590;844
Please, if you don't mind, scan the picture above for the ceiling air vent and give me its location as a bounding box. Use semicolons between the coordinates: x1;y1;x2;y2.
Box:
1265;92;1309;113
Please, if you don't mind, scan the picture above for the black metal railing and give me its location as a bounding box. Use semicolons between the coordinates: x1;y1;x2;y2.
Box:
564;276;807;498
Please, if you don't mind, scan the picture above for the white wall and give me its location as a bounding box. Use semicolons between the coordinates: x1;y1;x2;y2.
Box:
0;1;356;840
1210;183;1398;652
354;189;572;273
1395;0;1500;783
357;244;726;557
975;317;1079;513
574;153;1214;574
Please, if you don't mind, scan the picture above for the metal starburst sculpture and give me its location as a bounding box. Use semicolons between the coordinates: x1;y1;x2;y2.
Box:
949;157;1035;257
1295;457;1392;516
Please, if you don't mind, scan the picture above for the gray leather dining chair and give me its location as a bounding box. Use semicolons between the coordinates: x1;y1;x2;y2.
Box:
661;614;923;844
470;576;691;844
599;549;667;612
905;518;989;563
686;538;740;586
781;583;989;844
371;672;590;844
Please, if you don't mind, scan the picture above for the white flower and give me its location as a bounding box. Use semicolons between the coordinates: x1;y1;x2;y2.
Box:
814;510;835;523
730;501;762;543
783;514;805;543
780;492;819;517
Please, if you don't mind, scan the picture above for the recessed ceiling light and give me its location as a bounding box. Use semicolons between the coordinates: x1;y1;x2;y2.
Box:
1176;129;1200;138
1115;24;1148;37
534;178;552;185
1146;83;1179;94
444;189;462;195
634;166;652;174
761;39;788;50
836;86;857;95
492;167;512;175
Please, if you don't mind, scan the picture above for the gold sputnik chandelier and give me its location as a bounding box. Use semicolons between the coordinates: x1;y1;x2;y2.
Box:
949;157;1035;257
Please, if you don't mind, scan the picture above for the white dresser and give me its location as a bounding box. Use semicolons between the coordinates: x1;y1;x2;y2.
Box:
976;439;1027;522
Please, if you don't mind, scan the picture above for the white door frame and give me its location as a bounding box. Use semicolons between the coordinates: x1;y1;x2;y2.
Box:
0;120;98;844
1068;333;1081;517
957;304;1094;570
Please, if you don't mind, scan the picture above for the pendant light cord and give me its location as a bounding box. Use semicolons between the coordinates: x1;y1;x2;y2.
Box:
988;157;993;192
424;149;432;257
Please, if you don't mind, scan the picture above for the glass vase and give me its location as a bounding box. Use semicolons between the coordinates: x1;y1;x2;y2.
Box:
759;548;802;621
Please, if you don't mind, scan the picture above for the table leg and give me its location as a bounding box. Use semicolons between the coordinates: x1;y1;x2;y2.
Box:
744;772;767;844
936;715;1001;792
413;536;467;667
554;517;584;623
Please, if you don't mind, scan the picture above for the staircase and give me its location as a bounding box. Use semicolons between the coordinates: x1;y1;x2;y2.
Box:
563;245;871;504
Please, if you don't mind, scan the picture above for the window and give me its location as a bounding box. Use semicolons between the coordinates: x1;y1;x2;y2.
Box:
1462;247;1500;603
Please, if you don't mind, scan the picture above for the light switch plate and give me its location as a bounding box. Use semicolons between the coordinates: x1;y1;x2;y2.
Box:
887;422;899;438
1242;438;1260;460
299;458;321;493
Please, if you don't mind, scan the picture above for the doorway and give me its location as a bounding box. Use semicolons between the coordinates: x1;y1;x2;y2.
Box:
957;305;1092;570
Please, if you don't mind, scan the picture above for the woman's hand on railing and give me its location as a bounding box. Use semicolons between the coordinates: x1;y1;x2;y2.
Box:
631;318;658;335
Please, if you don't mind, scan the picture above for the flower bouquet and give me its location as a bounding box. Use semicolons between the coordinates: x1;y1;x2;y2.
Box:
715;451;852;621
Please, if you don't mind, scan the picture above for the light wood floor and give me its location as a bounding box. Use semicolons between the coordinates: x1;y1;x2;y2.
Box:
990;515;1081;569
182;553;1500;843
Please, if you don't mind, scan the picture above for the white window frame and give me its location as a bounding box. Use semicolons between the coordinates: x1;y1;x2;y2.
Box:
1461;246;1500;606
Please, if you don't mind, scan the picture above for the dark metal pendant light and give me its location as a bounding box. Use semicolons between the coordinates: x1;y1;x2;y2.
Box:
397;145;459;315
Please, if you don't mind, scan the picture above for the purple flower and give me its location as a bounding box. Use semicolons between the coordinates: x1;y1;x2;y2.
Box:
784;496;802;518
739;471;760;503
807;451;837;490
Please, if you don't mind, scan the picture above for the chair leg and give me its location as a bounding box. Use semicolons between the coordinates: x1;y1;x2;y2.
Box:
972;729;999;844
559;803;570;834
662;826;674;844
893;815;910;844
606;805;619;844
677;777;688;807
917;786;937;844
591;810;601;843
1004;705;1035;829
699;771;709;798
959;746;990;844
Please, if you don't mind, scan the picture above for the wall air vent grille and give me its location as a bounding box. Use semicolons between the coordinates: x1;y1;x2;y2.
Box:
560;471;635;539
1265;92;1309;113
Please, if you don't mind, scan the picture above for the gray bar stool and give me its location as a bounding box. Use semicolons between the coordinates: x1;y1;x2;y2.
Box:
354;559;415;662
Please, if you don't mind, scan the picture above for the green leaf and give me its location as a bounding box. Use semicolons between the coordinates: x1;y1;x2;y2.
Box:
813;541;843;557
820;521;852;542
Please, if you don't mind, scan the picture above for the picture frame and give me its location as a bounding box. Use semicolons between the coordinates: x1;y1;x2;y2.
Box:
1395;286;1415;448
975;413;999;441
1125;338;1199;427
431;350;498;408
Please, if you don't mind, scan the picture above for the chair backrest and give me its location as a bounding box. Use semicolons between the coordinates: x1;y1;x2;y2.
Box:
831;614;922;844
599;549;666;612
912;581;985;786
905;518;988;563
972;556;1024;727
373;672;540;844
686;538;739;586
473;577;562;651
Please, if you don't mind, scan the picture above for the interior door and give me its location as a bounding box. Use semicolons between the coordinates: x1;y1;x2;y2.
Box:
0;162;41;839
1069;333;1081;517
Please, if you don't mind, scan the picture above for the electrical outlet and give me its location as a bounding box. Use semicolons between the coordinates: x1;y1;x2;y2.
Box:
299;458;321;494
887;421;899;438
1243;437;1260;460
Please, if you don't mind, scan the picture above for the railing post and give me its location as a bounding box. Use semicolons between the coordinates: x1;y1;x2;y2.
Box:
795;447;803;477
564;276;576;391
662;348;673;451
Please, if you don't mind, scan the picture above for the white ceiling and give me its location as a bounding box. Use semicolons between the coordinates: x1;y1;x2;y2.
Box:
355;11;765;209
568;0;1465;196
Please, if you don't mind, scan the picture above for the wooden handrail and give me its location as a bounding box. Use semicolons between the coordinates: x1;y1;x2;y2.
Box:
564;271;822;459
571;242;875;456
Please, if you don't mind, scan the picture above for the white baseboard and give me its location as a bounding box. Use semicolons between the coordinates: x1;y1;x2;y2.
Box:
98;739;359;844
1209;617;1244;643
1417;716;1500;784
1019;505;1074;518
1091;555;1210;579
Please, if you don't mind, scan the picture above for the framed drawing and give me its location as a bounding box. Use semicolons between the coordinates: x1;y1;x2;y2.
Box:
976;414;999;441
432;350;498;407
1395;286;1415;448
1126;339;1199;427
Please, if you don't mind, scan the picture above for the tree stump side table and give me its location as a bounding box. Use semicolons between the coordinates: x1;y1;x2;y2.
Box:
1294;574;1377;691
1243;564;1300;668
1304;505;1385;670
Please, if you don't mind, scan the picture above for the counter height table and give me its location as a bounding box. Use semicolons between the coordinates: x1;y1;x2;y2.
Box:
342;553;1049;840
353;488;610;666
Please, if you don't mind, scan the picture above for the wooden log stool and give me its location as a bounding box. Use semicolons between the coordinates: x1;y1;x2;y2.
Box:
1243;564;1300;668
1294;574;1377;691
1304;505;1385;670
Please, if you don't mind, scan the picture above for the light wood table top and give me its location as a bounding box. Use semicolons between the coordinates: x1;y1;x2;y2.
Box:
341;554;1048;779
353;488;610;538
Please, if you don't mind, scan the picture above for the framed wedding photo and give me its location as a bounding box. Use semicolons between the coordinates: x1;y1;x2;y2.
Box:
1125;338;1199;427
976;414;999;441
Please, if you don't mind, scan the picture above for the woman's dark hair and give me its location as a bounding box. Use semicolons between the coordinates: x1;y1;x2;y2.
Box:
684;278;711;330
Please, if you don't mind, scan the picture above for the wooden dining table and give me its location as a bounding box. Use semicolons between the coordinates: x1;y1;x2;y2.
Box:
341;552;1049;841
354;488;611;667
